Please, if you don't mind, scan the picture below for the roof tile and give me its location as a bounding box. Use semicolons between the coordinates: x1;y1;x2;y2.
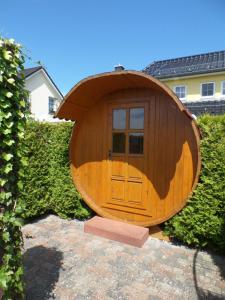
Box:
144;50;225;78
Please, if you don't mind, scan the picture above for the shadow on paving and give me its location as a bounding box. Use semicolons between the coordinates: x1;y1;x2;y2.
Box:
23;246;63;300
193;250;225;300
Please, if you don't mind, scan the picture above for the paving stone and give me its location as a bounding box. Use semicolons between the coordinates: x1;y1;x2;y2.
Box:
22;214;225;300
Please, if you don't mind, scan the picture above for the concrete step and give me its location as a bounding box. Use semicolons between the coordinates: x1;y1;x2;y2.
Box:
84;216;149;247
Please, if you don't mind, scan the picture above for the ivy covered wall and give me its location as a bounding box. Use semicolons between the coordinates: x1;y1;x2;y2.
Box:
0;37;28;299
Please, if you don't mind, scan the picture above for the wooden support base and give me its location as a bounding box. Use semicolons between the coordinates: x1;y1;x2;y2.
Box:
149;225;170;242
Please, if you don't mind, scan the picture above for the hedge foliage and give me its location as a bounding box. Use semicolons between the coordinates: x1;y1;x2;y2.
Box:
0;37;28;299
19;121;91;220
164;114;225;253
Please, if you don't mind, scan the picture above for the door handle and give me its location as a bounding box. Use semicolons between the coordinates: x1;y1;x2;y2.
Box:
108;150;112;160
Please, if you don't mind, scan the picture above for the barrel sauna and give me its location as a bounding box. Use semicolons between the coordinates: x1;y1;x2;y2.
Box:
56;70;201;227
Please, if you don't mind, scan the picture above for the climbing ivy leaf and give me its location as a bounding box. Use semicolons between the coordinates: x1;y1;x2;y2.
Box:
4;163;13;174
2;153;13;161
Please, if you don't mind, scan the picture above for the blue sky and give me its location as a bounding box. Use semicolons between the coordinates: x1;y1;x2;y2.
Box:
1;0;225;95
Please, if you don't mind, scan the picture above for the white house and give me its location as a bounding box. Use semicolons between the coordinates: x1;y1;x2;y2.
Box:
24;66;63;121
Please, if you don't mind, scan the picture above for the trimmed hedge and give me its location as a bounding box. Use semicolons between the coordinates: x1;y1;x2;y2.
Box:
164;114;225;253
19;121;91;220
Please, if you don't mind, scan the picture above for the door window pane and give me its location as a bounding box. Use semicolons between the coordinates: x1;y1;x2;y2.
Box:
112;133;126;153
129;133;144;154
130;108;144;129
113;109;126;129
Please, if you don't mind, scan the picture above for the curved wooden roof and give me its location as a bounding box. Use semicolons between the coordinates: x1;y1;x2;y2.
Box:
55;70;187;121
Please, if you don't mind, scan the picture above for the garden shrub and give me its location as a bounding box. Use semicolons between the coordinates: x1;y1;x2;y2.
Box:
164;114;225;253
19;121;91;220
0;37;28;299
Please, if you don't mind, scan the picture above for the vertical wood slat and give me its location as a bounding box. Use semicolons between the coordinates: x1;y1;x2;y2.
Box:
156;95;168;219
153;94;160;219
174;110;185;210
101;103;108;207
164;101;176;216
183;119;191;202
148;95;156;216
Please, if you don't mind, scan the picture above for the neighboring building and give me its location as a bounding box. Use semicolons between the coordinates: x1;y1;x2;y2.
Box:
144;50;225;115
24;66;63;121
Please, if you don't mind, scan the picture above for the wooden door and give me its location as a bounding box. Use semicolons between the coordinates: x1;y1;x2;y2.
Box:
102;102;151;220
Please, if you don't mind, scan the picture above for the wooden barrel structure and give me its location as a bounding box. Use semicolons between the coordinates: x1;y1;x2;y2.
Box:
56;70;201;227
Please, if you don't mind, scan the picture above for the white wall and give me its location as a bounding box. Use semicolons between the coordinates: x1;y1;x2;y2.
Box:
25;70;62;122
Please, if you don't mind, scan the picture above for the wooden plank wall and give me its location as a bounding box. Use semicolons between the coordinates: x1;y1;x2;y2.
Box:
70;88;199;226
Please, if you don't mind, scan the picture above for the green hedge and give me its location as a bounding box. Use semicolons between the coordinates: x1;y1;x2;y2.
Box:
164;114;225;253
19;121;91;220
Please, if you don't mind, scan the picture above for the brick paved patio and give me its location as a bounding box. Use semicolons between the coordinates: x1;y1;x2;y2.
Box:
22;215;225;300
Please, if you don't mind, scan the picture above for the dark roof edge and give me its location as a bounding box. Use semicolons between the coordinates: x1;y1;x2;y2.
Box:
41;68;64;98
145;49;225;67
24;66;42;78
25;66;64;99
149;68;225;80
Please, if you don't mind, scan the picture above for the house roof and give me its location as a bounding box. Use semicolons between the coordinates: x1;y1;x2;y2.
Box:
23;66;63;98
23;66;42;78
143;50;225;79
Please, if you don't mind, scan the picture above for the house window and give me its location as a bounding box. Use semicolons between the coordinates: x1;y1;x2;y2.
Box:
174;86;186;99
48;97;57;114
201;82;214;97
221;81;225;95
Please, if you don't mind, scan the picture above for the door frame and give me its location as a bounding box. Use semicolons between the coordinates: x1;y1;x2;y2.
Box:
102;101;151;218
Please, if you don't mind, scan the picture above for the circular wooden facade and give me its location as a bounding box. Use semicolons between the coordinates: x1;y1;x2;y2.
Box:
56;71;201;226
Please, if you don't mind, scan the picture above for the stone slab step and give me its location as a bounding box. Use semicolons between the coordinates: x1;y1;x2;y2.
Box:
84;216;149;247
